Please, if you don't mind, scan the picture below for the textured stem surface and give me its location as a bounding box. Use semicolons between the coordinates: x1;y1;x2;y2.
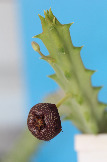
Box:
33;8;107;134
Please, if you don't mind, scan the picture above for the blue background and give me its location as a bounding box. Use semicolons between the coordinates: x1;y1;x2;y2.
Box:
19;0;107;162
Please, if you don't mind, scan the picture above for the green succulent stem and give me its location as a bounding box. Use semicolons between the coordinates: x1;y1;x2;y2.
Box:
33;8;107;134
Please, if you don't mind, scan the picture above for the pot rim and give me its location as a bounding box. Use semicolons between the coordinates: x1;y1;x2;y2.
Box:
75;133;107;151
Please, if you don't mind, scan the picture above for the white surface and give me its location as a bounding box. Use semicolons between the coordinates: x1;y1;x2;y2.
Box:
0;1;25;126
75;134;107;162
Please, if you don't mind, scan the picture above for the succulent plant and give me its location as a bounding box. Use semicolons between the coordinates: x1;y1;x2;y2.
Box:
31;8;107;135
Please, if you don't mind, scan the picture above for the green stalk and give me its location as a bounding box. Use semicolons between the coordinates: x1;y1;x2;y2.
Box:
56;93;72;108
32;8;107;134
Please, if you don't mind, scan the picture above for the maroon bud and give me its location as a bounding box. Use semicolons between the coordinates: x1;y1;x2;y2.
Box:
27;103;62;141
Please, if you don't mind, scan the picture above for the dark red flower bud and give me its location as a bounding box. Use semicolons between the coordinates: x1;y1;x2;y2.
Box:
27;103;62;141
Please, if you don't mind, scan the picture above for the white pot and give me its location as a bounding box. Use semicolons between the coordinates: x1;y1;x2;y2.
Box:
75;134;107;162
